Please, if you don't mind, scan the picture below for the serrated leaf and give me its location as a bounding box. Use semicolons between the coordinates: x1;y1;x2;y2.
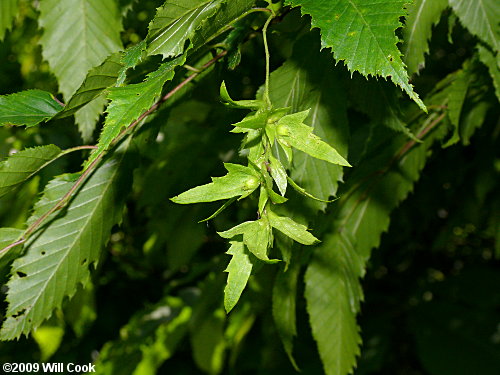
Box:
75;96;107;142
0;90;63;127
86;55;186;167
305;110;447;375
117;40;147;86
0;141;132;340
449;0;500;54
0;0;18;41
276;110;351;167
147;0;224;58
0;145;62;198
268;210;319;245
218;218;276;262
268;33;349;211
402;0;448;75
39;0;123;100
224;241;253;313
172;163;259;204
478;45;500;103
55;52;124;119
284;0;426;111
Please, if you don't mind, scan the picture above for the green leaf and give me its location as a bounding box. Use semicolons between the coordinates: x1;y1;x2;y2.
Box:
305;115;447;375
191;308;226;373
287;176;335;203
284;0;426;111
449;0;500;54
94;296;192;374
269;154;287;196
224;241;253;313
220;81;264;110
171;163;260;204
0;141;133;340
147;0;225;58
0;145;62;198
86;55;186;167
0;90;63;127
402;0;448;75
0;228;24;275
39;0;123;100
218;219;276;262
478;45;500;103
268;33;349;211
0;0;18;41
55;52;124;119
75;96;107;142
272;252;301;370
268;210;319;245
276;110;351;167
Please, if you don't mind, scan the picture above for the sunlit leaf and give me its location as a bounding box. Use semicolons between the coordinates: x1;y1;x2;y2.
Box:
224;241;253;313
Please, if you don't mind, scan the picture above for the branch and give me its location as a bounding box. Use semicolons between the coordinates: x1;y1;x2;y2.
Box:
1;50;228;255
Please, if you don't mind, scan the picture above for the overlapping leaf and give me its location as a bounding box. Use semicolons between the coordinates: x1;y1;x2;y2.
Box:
0;0;18;40
402;0;448;75
224;241;253;312
284;0;426;111
0;90;63;127
305;97;449;375
0;142;132;340
86;55;185;167
0;228;24;275
268;33;349;211
0;145;62;198
39;0;123;100
147;0;225;58
478;46;500;102
449;0;500;54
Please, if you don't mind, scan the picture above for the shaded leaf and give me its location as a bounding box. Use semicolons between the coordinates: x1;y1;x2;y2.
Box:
284;0;426;110
172;163;260;204
75;96;107;142
402;0;448;75
0;0;18;41
0;145;62;198
0;90;63;127
449;0;500;54
0;141;133;340
39;0;123;100
478;45;500;103
0;228;24;275
224;241;253;313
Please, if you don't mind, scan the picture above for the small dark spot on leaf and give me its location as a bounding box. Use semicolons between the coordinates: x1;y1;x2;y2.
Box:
17;271;27;278
12;308;26;318
81;258;87;265
41;251;46;255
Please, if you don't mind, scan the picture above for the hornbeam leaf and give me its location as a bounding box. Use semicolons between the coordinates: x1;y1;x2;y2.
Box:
218;219;277;262
39;0;123;100
224;241;253;313
86;55;186;168
74;96;107;142
0;141;133;340
449;0;500;54
171;163;260;204
0;90;63;127
0;0;18;41
0;145;62;198
268;33;349;211
478;46;500;103
269;154;287;196
284;0;426;111
0;228;24;275
147;0;225;58
402;0;448;75
55;52;124;119
276;110;351;167
305;100;448;375
268;210;319;245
